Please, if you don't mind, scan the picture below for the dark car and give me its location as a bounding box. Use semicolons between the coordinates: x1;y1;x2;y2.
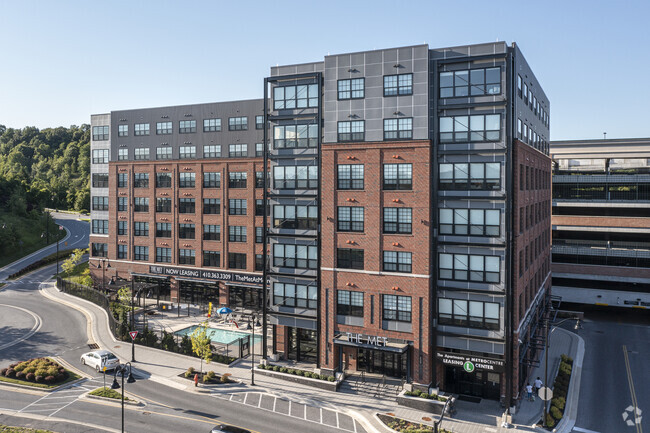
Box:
210;425;251;433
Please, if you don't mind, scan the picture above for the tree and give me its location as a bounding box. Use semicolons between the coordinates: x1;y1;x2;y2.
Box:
61;248;85;275
117;286;132;307
190;321;212;374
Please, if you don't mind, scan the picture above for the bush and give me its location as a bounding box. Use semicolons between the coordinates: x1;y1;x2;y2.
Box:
551;397;565;410
184;367;195;378
26;373;35;382
221;373;232;383
320;374;327;380
328;376;336;382
258;364;265;369
287;369;295;375
545;414;556;428
560;354;573;365
44;375;55;384
23;366;36;374
35;375;44;383
550;405;563;421
279;367;288;373
15;371;26;380
55;373;65;382
272;366;280;372
5;368;16;378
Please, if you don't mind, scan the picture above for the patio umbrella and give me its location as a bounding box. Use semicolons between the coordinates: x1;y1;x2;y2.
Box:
216;307;233;315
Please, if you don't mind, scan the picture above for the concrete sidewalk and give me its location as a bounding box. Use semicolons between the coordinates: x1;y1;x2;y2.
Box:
41;279;584;433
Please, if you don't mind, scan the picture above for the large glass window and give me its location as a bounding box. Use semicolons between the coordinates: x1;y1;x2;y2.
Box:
273;244;317;269
228;199;246;215
338;78;364;99
439;209;500;236
178;172;195;188
203;224;220;241
337;248;364;270
156;247;172;263
273;282;317;309
337;207;364;232
178;198;195;214
228;172;247;188
337;290;363;317
133;173;149;188
439;67;500;98
203;172;221;188
383;295;411;322
273;166;318;189
273;205;318;230
179;120;196;133
439;114;501;143
383;208;412;234
156;223;171;238
228;226;247;242
383;118;413;140
203;118;221;132
273;84;318;110
134;123;150;136
384;74;413;96
156;172;172;188
203;251;220;267
438;299;499;330
383;251;412;273
439;253;500;283
178;223;195;239
273;124;318;148
337;164;364;190
228;117;247;131
383;163;412;190
338;121;364;142
203;145;221;158
439;162;500;190
179;249;195;265
156;121;172;135
92;126;109;141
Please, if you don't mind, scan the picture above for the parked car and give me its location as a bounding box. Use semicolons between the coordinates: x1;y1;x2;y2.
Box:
80;350;120;372
210;425;251;433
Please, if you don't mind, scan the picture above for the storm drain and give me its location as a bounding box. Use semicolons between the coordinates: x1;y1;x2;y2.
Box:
87;343;99;349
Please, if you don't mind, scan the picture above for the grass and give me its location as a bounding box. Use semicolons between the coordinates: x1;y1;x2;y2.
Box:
0;425;55;433
6;248;76;281
0;211;65;268
61;261;89;285
89;387;130;400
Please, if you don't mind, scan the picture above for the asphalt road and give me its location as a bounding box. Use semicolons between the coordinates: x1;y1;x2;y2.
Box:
0;212;89;281
0;264;358;433
570;305;649;433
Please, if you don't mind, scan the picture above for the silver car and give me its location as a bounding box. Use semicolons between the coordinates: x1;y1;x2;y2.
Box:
80;350;120;372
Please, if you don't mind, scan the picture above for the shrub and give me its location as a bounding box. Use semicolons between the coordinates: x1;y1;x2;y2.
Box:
5;369;16;378
221;373;232;383
320;374;327;380
560;354;573;365
272;366;280;372
550;405;563;421
545;414;556;428
44;375;55;384
35;369;48;377
15;371;26;380
23;366;36;374
26;373;35;382
184;367;195;378
287;369;295;375
46;367;59;377
13;364;25;372
0;368;7;376
551;397;565;410
35;375;44;383
258;364;265;369
279;367;288;373
9;363;18;369
55;373;65;382
328;376;336;382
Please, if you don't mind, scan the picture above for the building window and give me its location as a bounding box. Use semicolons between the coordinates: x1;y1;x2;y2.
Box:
203;251;220;267
134;123;150;136
91;219;108;235
383;163;412;190
383;118;413;140
203;172;221;188
384;73;413;96
273;205;317;230
255;254;263;271
383;251;412;273
118;124;128;137
255;227;263;243
117;221;127;235
228;252;247;269
517;75;523;98
134;197;149;212
203;118;221;132
439;67;500;98
337;248;364;270
273;282;317;309
229;144;247;157
134;148;150;160
228;199;247;215
92;196;109;211
383;295;411;322
228;117;248;131
337;121;364;142
203;224;220;241
179;249;195;265
117;245;127;259
178;223;195;239
156;121;172;135
273;84;318;110
179;146;196;159
337;164;364;190
179;172;195;188
91;243;108;257
228;226;247;242
439;114;501;142
337;290;363;317
337;207;364;232
338;78;364;99
273;244;317;269
255;171;264;188
439;253;500;283
439;162;500;190
156;172;172;188
133;246;148;261
118;173;128;188
92;173;108;188
92;126;109;141
179;120;196;133
178;198;195;214
438;299;499;330
228;172;247;188
155;223;171;238
273;124;318;148
118;197;128;212
255;115;264;129
439;209;500;236
273;166;318;189
134;222;149;237
200;198;220;215
156;147;172;160
256;143;264;157
133;173;149;188
383;208;412;234
118;148;128;161
92;149;109;164
203;145;221;158
255;199;264;216
156;247;172;263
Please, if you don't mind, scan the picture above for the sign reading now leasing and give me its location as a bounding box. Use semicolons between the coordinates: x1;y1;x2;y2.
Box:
149;265;263;285
436;351;505;373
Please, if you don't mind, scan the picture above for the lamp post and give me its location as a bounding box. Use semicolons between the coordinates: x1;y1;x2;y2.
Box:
131;279;136;362
251;313;256;386
111;362;136;433
96;259;111;292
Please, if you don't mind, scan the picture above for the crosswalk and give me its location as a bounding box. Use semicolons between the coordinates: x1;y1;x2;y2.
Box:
17;378;96;417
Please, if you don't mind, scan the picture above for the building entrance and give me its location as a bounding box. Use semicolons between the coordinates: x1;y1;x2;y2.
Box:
357;348;408;379
444;366;501;400
287;327;317;363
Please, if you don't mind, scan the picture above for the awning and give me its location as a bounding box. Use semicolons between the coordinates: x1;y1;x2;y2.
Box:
333;334;410;353
175;277;218;284
224;282;263;289
130;273;169;280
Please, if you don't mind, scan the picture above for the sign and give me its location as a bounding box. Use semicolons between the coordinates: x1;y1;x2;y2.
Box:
129;331;138;341
59;225;63;230
103;366;107;372
538;386;552;401
345;332;388;347
149;265;263;285
436;352;505;373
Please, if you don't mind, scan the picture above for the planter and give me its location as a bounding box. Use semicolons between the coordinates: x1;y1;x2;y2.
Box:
254;367;340;392
396;390;453;415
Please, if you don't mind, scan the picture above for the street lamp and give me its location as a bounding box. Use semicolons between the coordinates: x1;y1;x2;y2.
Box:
131;279;136;363
96;259;111;292
251;313;257;386
111;362;136;433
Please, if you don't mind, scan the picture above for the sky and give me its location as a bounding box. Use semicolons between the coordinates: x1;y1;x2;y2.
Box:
1;0;649;141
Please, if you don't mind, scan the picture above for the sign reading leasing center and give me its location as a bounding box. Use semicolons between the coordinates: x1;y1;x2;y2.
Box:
436;352;505;373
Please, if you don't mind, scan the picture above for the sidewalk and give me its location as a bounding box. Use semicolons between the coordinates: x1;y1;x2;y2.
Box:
41;279;584;433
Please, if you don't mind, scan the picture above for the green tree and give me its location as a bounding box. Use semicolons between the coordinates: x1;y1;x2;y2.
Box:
117;286;132;307
61;248;84;275
190;321;212;374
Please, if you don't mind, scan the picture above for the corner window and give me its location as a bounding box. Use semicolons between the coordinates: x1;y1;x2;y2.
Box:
438;298;499;330
439;67;500;98
273;124;318;149
439;209;500;236
273;84;318;110
439;114;501;143
439;253;500;283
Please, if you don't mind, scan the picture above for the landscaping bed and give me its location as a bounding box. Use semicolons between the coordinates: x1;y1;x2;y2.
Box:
255;364;339;391
0;358;81;389
377;413;452;433
179;367;235;385
89;387;131;401
542;354;573;429
0;425;55;433
397;389;453;415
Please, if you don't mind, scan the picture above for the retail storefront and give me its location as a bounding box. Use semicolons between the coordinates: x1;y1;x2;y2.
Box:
178;278;219;307
334;332;411;380
287;327;318;363
437;351;505;400
131;274;171;304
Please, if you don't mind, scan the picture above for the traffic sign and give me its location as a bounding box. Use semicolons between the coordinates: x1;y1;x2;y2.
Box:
538;387;553;400
59;225;63;230
103;366;107;372
129;331;138;340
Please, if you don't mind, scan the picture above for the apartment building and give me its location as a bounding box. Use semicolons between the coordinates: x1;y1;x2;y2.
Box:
89;41;550;404
550;138;650;309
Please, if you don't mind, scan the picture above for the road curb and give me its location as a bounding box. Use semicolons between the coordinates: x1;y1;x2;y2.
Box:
0;222;72;274
0;411;120;433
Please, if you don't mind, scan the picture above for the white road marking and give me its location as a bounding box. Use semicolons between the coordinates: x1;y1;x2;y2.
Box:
0;304;43;351
574;427;602;433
